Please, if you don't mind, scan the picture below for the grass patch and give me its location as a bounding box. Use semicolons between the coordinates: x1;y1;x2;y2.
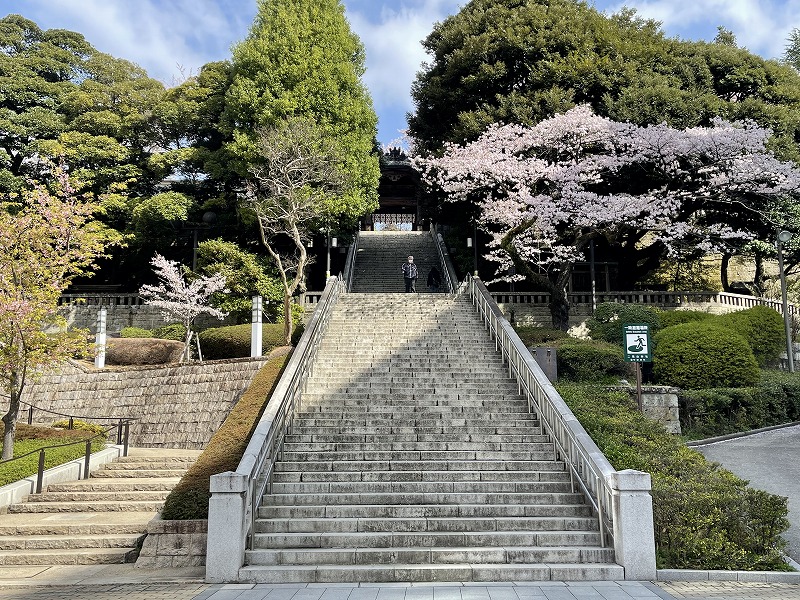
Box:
557;383;791;571
0;424;108;487
161;352;291;519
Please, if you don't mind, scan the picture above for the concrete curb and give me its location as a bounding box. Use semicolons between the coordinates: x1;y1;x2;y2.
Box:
0;444;122;508
686;421;800;447
657;568;800;583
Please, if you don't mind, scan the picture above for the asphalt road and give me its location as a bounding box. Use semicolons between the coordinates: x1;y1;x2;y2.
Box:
694;425;800;564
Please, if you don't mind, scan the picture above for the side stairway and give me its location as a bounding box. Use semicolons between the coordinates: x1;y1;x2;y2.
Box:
239;294;621;583
351;231;443;293
0;448;199;565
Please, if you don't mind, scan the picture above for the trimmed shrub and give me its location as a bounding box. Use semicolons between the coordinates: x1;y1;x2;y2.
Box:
587;302;661;346
680;370;800;439
161;353;290;519
513;325;569;347
554;339;629;382
120;327;153;338
152;323;187;341
105;338;184;365
198;323;287;360
51;419;107;435
557;383;790;571
658;310;713;329
715;306;786;368
653;323;760;389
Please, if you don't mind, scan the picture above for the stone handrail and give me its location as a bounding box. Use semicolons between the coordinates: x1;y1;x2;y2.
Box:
490;290;798;317
463;276;657;579
429;225;457;293
342;231;359;292
205;275;345;582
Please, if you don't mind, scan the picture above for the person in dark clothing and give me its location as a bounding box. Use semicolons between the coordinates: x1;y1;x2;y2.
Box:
427;266;441;292
401;255;418;292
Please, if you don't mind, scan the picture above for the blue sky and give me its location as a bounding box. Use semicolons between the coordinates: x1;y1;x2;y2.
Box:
2;0;799;146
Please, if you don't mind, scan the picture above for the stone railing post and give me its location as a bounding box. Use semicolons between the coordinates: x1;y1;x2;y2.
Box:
94;308;107;369
610;469;657;580
206;472;248;583
251;296;262;358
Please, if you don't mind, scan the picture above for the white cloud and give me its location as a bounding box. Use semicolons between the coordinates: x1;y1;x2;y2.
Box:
600;0;800;59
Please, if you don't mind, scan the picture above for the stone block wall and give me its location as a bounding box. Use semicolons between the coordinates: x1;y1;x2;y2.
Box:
51;304;238;335
21;358;270;449
136;517;207;568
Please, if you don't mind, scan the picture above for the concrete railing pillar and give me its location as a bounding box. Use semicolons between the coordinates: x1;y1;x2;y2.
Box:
206;472;248;583
251;296;262;358
610;469;657;580
94;308;107;369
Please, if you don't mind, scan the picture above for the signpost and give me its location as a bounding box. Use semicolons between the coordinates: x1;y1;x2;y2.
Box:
623;323;652;411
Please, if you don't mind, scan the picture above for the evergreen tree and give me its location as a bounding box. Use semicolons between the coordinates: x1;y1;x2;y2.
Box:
223;0;379;222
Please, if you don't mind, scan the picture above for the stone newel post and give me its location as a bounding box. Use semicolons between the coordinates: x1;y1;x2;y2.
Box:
611;469;657;580
94;308;107;369
206;471;248;582
251;296;262;358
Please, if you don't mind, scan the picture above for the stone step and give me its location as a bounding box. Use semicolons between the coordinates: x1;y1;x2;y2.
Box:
271;470;569;483
281;442;555;453
297;398;529;409
256;515;596;533
46;478;181;492
89;468;188;478
23;490;171;503
283;426;543;435
0;547;139;565
269;481;571;494
283;434;548;444
275;460;564;472
245;544;610;565
278;451;556;462
7;500;164;513
260;492;583;507
237;562;624;584
258;504;594;520
0;532;144;551
0;512;154;536
291;419;539;429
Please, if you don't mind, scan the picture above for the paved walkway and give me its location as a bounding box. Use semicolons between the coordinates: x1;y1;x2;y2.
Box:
692;424;800;563
1;566;800;600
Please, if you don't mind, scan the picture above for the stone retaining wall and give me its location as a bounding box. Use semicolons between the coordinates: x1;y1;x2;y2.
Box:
136;517;207;568
51;304;237;335
21;358;270;449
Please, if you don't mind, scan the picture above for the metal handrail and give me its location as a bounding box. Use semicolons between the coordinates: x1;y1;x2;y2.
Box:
429;225;457;293
1;421;129;493
225;275;345;550
463;275;616;546
21;401;137;452
342;231;359;292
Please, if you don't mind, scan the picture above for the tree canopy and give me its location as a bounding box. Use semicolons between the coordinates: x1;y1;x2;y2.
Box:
409;0;800;162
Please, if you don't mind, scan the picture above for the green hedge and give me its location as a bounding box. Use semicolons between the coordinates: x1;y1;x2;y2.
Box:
587;302;661;346
554;339;629;382
120;326;152;338
557;383;790;571
657;310;713;329
153;323;188;341
198;323;287;359
161;353;290;519
680;370;800;439
513;326;569;347
653;323;760;389
715;306;786;368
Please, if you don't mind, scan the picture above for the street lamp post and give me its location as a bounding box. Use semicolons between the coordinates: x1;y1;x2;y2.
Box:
777;230;794;373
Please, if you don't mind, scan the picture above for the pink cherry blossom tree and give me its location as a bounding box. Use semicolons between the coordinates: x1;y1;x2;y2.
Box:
1;169;109;459
139;254;228;362
418;105;800;327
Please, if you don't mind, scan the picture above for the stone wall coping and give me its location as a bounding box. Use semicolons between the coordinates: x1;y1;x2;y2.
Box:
63;356;271;375
657;568;800;583
146;516;208;535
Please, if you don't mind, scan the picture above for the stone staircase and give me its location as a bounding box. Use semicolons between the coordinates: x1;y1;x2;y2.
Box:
351;231;443;293
239;294;621;583
0;448;199;565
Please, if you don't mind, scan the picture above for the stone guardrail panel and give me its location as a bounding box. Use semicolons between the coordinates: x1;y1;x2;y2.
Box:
20;358;271;449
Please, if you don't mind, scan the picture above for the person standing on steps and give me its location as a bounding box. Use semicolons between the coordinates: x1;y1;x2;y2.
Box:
401;255;418;293
427;266;441;293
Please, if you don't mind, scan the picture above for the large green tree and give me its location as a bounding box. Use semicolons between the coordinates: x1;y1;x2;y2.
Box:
409;0;800;161
223;0;380;224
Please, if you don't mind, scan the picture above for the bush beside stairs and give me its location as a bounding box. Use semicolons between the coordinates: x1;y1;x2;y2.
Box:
0;448;199;565
237;282;622;583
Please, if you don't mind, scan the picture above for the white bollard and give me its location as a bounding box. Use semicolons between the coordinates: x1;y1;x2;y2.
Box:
94;308;107;369
251;296;263;357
